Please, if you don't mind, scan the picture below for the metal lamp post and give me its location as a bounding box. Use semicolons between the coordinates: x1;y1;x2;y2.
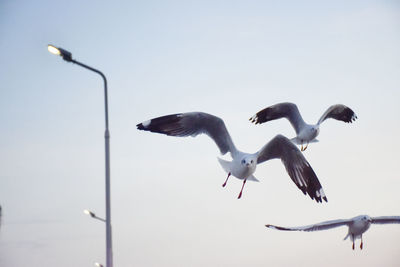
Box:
48;44;113;267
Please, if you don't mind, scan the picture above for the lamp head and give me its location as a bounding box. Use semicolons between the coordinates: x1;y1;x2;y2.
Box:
83;209;95;218
47;44;73;62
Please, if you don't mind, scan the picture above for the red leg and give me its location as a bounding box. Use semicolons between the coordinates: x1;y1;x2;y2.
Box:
222;172;231;187
237;179;247;199
360;236;363;250
352;241;355;250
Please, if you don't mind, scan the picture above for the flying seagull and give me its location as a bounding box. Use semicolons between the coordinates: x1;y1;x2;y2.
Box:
265;215;400;250
137;112;327;202
249;102;357;151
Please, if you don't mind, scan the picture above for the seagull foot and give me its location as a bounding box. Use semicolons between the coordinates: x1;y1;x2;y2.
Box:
352;242;355;250
237;179;247;199
222;172;231;187
360;242;363;250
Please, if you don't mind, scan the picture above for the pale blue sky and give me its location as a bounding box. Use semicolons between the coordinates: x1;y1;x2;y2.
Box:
1;0;400;266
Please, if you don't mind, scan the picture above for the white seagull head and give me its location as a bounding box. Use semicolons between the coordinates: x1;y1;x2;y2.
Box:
240;156;256;168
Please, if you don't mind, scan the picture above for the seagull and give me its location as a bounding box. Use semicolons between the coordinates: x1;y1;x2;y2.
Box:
249;103;357;151
137;112;327;202
265;215;400;250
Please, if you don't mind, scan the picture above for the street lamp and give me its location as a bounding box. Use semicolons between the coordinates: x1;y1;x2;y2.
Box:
48;44;113;267
84;209;106;223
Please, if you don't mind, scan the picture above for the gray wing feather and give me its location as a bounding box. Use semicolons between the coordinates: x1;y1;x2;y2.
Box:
137;112;238;156
371;216;400;224
257;135;327;203
266;218;351;232
249;103;306;134
317;104;357;125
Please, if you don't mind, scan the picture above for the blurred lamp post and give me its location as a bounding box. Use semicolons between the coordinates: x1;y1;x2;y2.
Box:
48;44;113;267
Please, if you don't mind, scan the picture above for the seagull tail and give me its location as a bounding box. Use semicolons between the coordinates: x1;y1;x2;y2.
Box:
217;157;231;174
248;175;260;182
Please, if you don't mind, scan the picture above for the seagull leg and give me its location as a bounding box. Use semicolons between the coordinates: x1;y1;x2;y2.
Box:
300;142;304;151
303;142;309;151
222;172;231;187
360;236;363;250
237;179;247;199
352;241;355;250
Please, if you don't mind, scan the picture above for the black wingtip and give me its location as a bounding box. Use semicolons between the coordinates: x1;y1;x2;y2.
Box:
265;225;292;231
249;116;258;124
136;123;145;130
314;195;328;203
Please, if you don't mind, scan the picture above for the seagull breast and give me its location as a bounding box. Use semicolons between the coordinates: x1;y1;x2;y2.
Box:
350;216;372;236
297;125;319;142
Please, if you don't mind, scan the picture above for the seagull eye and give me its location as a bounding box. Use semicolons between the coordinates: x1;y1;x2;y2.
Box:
241;159;246;164
251;160;254;164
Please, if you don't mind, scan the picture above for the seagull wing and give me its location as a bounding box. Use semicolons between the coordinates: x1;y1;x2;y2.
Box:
371;216;400;224
249;103;306;134
256;135;327;203
137;112;238;156
266;218;351;232
317;104;357;125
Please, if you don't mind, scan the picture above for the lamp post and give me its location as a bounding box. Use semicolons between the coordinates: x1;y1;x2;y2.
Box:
48;44;113;267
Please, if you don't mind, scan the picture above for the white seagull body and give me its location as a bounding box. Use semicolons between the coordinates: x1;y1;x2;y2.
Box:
249;103;357;151
137;112;327;202
266;215;400;250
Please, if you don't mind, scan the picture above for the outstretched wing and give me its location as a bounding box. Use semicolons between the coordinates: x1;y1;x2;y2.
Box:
249;103;306;134
266;218;351;232
257;135;327;203
317;104;357;125
371;216;400;224
137;112;238;156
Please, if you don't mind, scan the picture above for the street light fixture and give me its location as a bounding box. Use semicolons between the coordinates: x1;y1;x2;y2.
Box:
47;45;72;62
47;45;61;55
48;44;113;267
84;209;106;223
